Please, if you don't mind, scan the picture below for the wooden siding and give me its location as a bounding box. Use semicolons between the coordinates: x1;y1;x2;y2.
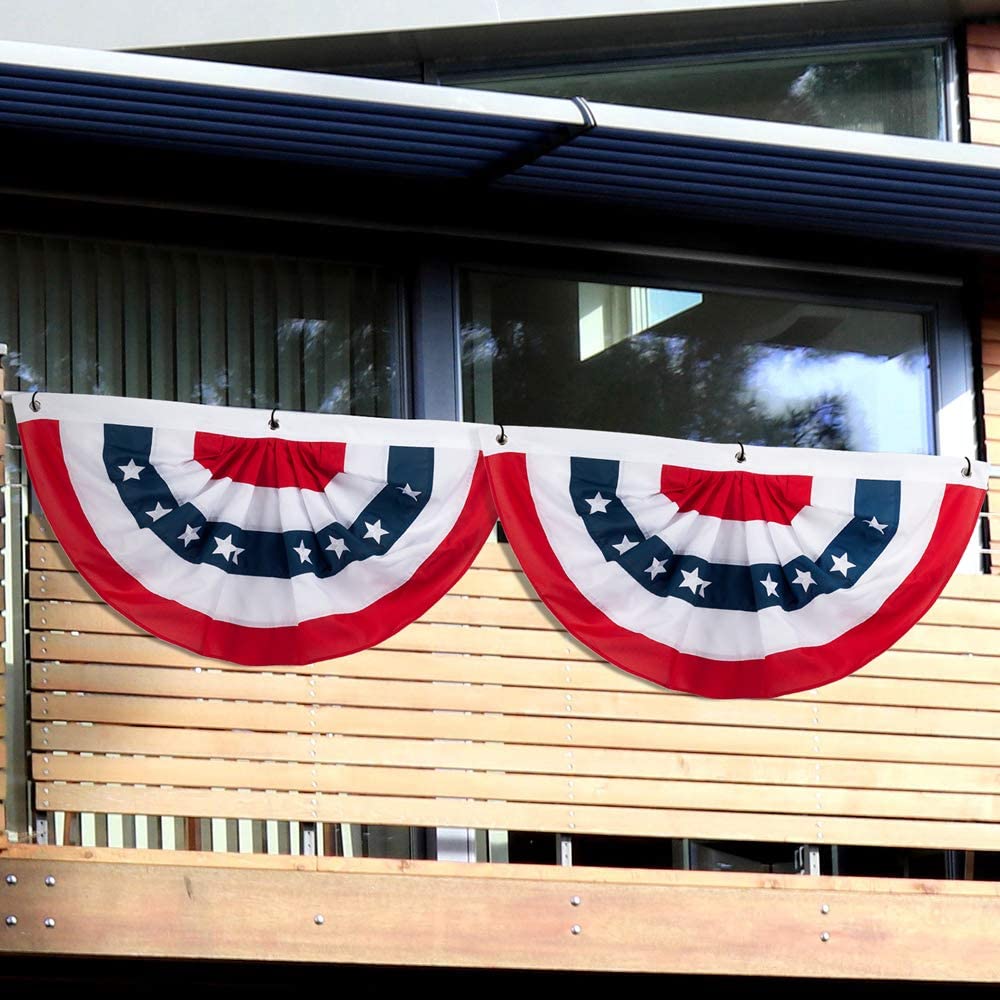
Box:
968;24;1000;145
966;24;1000;570
27;514;1000;852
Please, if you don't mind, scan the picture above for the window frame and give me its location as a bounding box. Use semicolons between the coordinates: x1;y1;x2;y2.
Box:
449;240;973;460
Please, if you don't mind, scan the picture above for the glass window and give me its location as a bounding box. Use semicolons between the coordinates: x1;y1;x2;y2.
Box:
461;270;934;454
1;233;404;417
453;43;946;139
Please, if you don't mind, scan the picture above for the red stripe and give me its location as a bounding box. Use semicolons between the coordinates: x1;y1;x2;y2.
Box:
193;432;346;491
23;419;496;667
488;451;984;699
660;465;812;525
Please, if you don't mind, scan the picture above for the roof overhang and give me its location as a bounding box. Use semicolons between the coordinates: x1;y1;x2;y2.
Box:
2;41;1000;251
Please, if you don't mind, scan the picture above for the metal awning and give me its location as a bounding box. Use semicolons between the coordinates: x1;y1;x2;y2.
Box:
3;40;1000;250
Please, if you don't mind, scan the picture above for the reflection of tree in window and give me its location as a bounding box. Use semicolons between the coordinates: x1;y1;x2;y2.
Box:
460;272;931;455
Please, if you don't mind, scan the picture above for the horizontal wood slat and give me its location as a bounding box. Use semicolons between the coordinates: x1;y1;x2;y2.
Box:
29;722;1000;793
30;658;1000;712
30;751;1000;824
29;688;1000;741
31;782;1000;850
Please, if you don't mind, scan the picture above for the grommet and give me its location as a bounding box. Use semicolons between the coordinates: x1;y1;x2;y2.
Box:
268;408;279;431
962;456;972;478
735;441;747;464
496;423;508;446
29;390;41;412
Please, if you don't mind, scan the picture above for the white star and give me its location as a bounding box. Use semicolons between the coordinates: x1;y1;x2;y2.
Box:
830;552;856;577
397;483;421;501
293;540;313;565
645;557;667;580
178;524;200;547
866;516;888;534
611;535;638;556
145;502;171;522
326;535;349;559
364;519;389;544
680;567;711;598
118;459;144;481
760;574;780;598
792;568;816;592
213;534;244;564
584;492;612;514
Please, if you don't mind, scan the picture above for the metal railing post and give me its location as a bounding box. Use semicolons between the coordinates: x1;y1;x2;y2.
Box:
1;346;31;840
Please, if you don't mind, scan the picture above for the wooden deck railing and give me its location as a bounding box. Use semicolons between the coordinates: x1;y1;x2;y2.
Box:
20;513;1000;854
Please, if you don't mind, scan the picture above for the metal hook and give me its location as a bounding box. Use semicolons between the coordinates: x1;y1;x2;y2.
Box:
962;456;972;478
496;423;508;446
735;441;746;464
268;408;279;430
29;390;41;412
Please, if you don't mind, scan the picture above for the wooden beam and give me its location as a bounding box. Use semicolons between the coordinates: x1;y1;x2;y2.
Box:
0;854;999;980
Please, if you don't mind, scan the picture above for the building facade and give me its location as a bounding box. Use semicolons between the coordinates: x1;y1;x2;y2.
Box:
3;0;1000;986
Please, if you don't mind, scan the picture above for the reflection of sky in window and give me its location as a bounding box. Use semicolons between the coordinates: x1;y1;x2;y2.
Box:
648;288;703;327
747;347;931;454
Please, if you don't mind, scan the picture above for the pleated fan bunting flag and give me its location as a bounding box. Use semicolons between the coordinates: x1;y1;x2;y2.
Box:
480;424;989;699
15;392;496;666
13;392;988;697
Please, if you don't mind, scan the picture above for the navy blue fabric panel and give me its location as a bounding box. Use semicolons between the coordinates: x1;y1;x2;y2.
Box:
568;458;899;614
102;423;433;580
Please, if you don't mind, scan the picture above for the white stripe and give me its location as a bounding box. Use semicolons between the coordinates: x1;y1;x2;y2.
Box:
528;453;943;661
481;422;990;488
12;392;989;489
63;421;479;629
13;391;484;448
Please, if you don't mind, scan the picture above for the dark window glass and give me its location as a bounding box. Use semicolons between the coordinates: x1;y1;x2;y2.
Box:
1;233;404;417
460;270;933;454
454;44;945;139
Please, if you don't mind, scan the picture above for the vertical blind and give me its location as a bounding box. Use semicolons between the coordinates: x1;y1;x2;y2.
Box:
0;232;404;417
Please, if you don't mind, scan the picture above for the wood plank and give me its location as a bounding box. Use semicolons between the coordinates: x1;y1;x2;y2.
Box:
983;339;1000;366
970;69;1000;98
32;658;1000;714
30;668;1000;735
7;844;1000;895
29;783;1000;850
967;44;1000;74
29;685;1000;746
3;857;1000;978
32;753;1000;823
30;722;1000;794
966;23;1000;48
